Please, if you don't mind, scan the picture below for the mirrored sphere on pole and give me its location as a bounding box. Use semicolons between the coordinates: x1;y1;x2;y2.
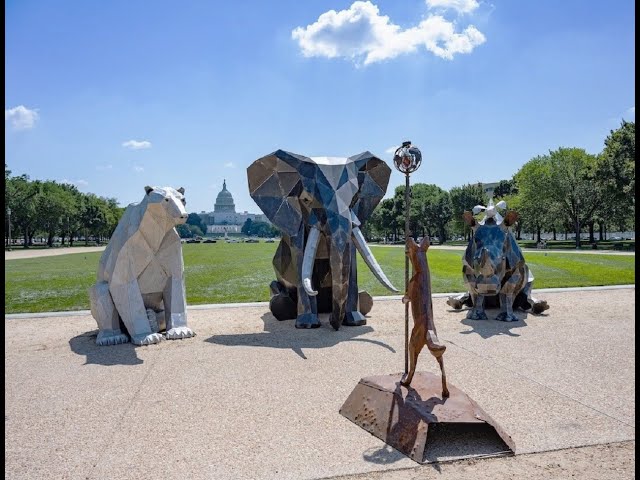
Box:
393;141;422;174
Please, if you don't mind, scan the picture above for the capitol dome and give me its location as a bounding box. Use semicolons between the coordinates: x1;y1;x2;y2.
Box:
214;180;236;213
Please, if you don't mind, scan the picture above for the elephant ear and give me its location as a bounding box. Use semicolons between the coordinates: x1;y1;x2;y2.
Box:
247;150;305;237
350;151;391;222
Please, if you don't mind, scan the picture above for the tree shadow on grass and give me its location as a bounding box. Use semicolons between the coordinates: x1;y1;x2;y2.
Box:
69;330;143;366
206;312;396;359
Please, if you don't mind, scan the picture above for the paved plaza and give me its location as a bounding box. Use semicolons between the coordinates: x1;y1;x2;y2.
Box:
4;287;635;479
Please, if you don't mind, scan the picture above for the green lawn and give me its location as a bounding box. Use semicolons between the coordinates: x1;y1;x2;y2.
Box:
4;243;635;313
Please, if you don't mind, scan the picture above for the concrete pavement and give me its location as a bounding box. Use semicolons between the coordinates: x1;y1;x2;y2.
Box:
5;288;635;479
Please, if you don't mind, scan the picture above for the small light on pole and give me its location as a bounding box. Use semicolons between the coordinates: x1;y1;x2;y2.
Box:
393;141;422;375
7;207;12;251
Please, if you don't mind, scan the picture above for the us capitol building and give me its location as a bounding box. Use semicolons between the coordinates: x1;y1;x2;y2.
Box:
198;180;269;234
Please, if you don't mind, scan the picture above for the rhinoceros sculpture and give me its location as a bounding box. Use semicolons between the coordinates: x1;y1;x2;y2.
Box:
447;200;549;321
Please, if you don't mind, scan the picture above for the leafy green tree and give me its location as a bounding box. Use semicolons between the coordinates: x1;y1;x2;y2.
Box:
176;224;192;238
422;189;453;243
7;175;41;247
449;183;486;240
79;194;107;245
595;120;635;233
187;213;207;235
513;156;554;242
493;179;518;198
36;181;77;247
369;198;398;241
241;218;253;235
535;148;600;248
241;218;279;237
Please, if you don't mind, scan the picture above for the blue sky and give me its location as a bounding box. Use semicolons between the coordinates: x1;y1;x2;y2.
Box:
5;0;635;214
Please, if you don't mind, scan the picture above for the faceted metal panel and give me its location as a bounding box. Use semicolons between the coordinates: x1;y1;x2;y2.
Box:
247;150;398;330
340;372;514;464
446;202;550;321
89;186;196;346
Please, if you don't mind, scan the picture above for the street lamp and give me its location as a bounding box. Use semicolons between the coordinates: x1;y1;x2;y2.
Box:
7;207;12;251
393;141;422;375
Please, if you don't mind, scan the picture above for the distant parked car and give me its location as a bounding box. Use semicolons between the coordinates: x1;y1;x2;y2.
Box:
203;239;217;243
245;238;259;243
265;238;275;243
186;238;200;244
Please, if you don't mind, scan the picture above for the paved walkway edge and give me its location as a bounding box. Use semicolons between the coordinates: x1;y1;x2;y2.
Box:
5;284;635;319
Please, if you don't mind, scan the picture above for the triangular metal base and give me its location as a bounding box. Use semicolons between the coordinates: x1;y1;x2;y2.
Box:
340;372;515;464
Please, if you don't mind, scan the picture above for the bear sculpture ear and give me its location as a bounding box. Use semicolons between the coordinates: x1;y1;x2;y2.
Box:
177;187;185;195
144;186;154;195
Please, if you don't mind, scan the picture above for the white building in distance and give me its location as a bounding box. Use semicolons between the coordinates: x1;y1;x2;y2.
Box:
198;180;269;234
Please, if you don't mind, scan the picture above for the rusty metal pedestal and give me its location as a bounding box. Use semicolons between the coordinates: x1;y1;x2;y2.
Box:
340;372;515;464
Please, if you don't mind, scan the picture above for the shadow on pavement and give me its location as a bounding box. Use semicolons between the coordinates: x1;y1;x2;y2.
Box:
448;307;548;339
69;330;143;366
206;311;396;359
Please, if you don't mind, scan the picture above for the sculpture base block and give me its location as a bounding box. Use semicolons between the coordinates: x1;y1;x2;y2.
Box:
339;372;515;464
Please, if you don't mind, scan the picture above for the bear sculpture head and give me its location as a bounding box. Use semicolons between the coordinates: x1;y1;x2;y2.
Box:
143;186;188;225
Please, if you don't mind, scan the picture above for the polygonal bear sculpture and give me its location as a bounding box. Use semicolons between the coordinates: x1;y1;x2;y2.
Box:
89;186;196;346
447;199;549;321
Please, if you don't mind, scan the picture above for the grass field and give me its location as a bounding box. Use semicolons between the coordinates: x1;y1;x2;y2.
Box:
4;243;635;313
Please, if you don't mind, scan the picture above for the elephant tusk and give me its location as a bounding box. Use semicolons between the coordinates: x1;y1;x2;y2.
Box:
301;227;320;296
352;227;399;292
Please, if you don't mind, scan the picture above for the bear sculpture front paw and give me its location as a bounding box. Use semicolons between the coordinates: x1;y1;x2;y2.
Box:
166;326;196;340
131;333;165;346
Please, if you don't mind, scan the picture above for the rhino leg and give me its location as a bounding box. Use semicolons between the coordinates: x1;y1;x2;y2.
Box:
496;293;519;322
466;293;488;320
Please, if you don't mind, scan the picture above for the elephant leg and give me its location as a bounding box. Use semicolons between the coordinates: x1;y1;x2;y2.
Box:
466;293;488;320
343;243;366;327
496;293;518;322
90;282;129;346
296;290;320;328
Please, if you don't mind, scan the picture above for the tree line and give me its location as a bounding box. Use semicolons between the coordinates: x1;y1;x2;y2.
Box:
5;166;123;248
5;121;633;249
367;121;635;248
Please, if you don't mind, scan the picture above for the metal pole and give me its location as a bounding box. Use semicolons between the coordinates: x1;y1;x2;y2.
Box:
404;172;410;375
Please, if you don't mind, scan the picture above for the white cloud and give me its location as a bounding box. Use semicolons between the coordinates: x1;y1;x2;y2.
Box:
385;146;400;155
96;164;113;170
426;0;479;14
224;162;235;168
133;165;144;172
122;139;152;150
291;1;485;65
5;105;39;130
